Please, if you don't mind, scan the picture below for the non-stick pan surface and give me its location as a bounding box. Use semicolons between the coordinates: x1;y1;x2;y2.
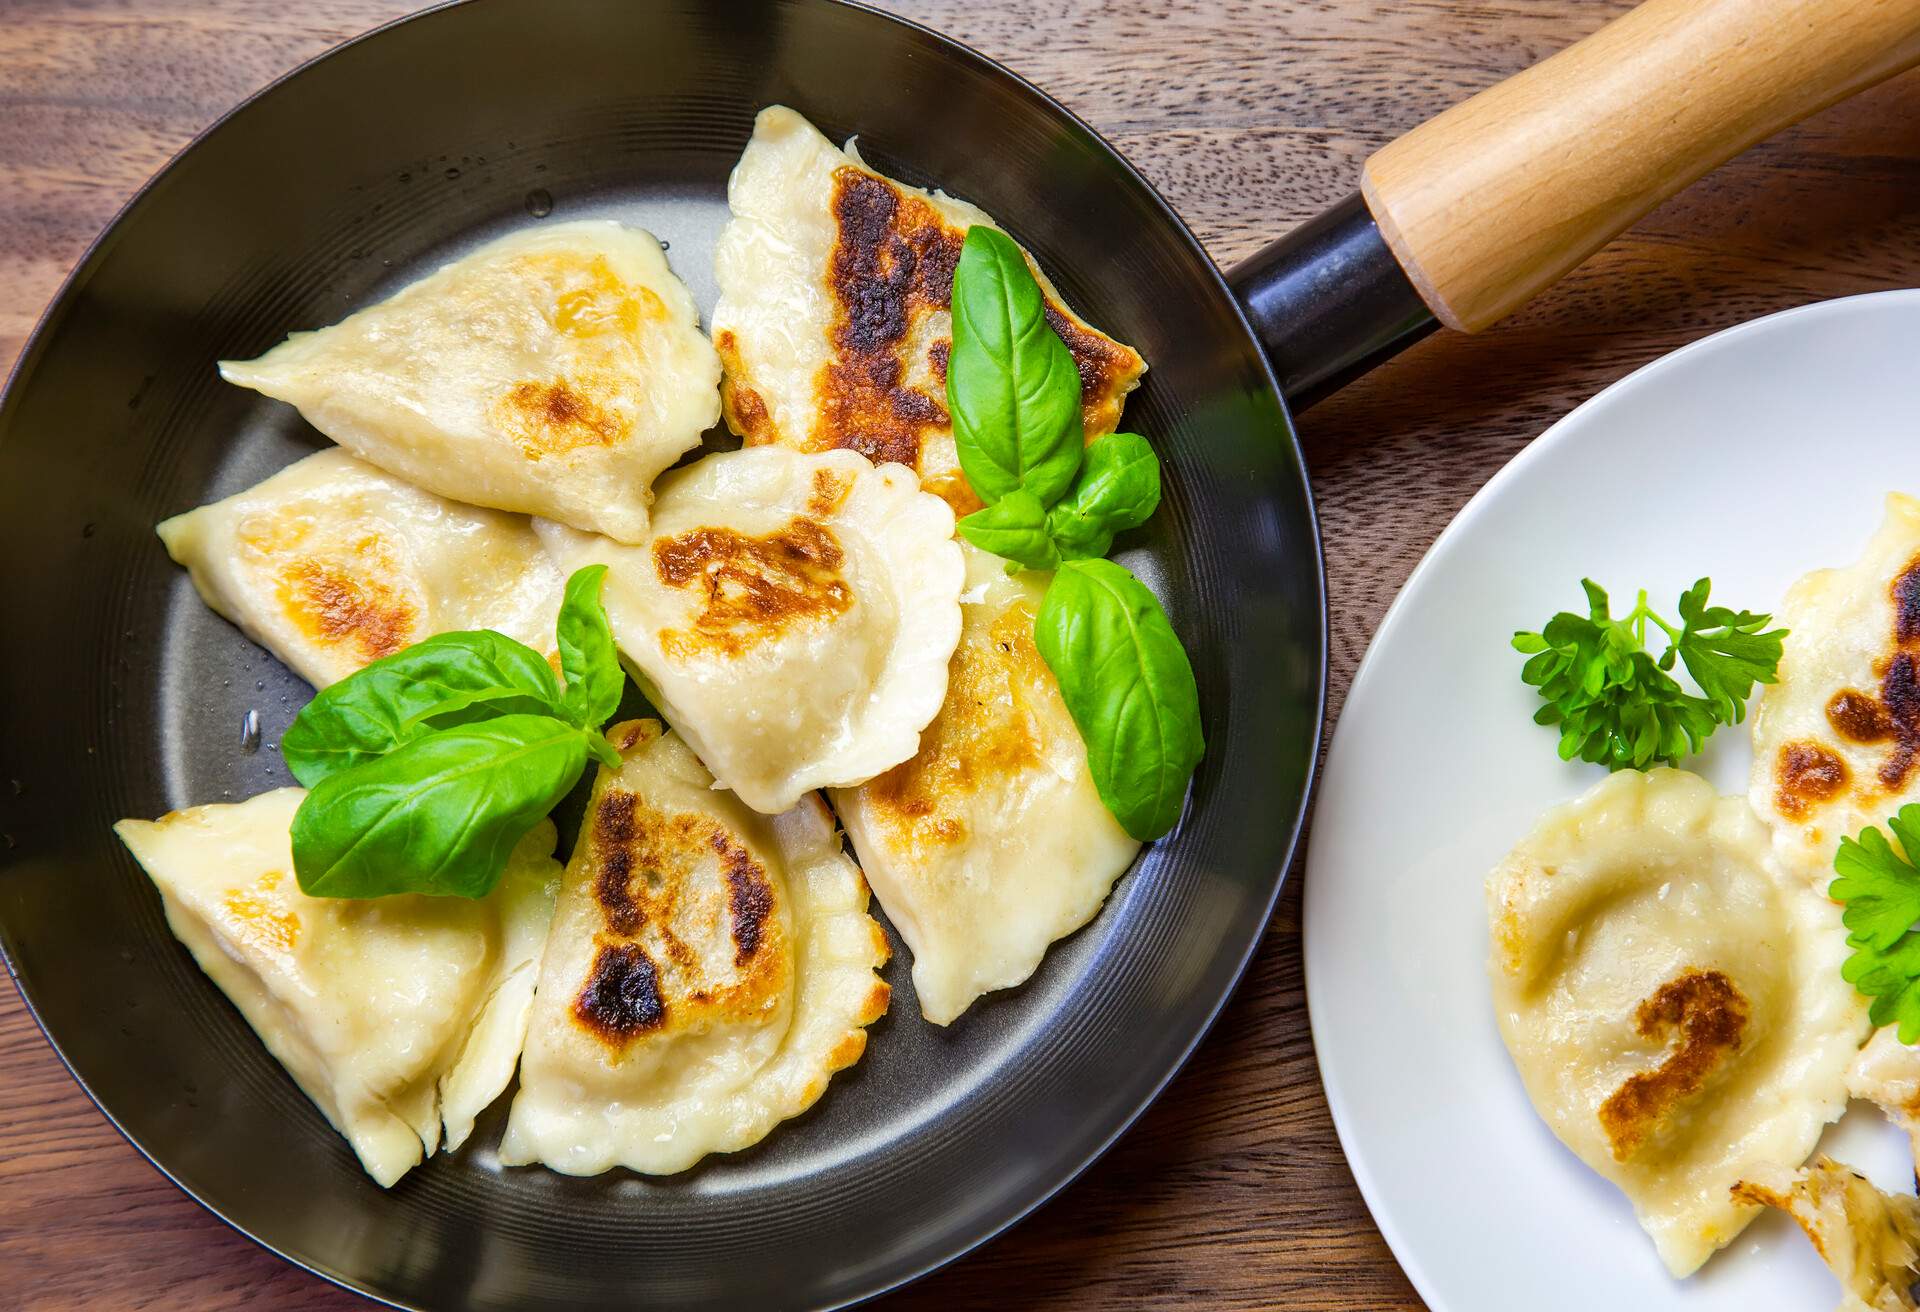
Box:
0;1;1323;1307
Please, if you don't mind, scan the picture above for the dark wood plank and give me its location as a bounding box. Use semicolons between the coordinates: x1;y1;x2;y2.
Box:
4;2;1917;1308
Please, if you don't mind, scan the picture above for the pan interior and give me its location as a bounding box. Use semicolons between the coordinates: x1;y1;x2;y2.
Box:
0;2;1322;1307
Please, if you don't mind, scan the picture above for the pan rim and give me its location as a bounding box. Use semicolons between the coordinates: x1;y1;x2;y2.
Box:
0;1;1329;1307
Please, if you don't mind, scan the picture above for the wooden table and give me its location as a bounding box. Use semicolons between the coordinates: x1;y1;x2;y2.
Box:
3;2;1917;1307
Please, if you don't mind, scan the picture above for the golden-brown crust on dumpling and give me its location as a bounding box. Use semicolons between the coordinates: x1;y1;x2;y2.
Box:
1487;768;1868;1276
815;168;961;470
711;107;1145;520
162;448;564;689
831;542;1140;1025
219;222;718;543
863;595;1049;856
1597;969;1751;1161
1752;496;1920;878
807;165;1146;513
500;722;892;1175
567;780;790;1054
715;329;778;446
535;446;962;815
270;550;422;666
1733;1157;1920;1309
651;517;853;660
493;376;630;456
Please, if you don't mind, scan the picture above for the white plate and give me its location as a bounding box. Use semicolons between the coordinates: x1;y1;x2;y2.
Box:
1305;290;1920;1311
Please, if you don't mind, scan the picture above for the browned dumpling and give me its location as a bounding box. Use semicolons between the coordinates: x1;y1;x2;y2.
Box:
498;720;890;1176
157;449;564;688
832;541;1139;1024
1488;768;1866;1276
1734;1157;1920;1311
1847;1028;1920;1172
1750;493;1920;880
535;445;963;815
116;790;559;1187
220;221;719;543
711;105;1144;514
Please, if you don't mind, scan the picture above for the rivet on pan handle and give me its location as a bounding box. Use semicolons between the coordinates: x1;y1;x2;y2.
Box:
1231;0;1920;409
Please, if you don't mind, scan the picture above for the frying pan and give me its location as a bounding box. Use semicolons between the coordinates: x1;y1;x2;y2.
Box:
1;1;1915;1308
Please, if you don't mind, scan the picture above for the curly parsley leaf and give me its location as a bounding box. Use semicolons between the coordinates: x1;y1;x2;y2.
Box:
1673;578;1786;723
1512;578;1784;771
1833;807;1920;1043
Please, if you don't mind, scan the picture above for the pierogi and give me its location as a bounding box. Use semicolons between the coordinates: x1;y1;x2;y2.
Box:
1487;768;1867;1276
711;105;1145;514
1734;1157;1920;1312
158;449;565;688
536;445;963;814
832;541;1139;1024
1847;1027;1920;1172
115;789;559;1186
1751;493;1920;880
220;220;719;542
499;720;891;1175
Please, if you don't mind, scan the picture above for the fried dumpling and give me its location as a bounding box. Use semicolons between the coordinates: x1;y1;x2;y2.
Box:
536;445;963;814
711;104;1145;514
1487;768;1868;1276
1848;1027;1920;1171
499;720;890;1175
1751;493;1920;880
114;789;559;1186
832;541;1138;1024
1734;1157;1920;1312
220;220;720;542
157;448;565;688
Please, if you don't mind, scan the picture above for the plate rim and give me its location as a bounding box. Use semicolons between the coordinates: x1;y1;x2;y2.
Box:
0;0;1328;1307
1302;286;1920;1310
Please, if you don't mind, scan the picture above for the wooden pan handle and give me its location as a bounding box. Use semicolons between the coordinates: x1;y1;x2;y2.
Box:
1360;0;1920;333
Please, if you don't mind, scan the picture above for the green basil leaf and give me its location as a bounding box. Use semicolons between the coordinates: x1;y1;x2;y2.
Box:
947;225;1084;506
958;489;1061;572
395;686;560;735
556;564;625;730
1034;559;1204;841
290;713;588;899
1046;432;1161;560
281;632;563;787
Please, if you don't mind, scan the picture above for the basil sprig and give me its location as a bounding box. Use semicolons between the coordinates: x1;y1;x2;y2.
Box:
946;227;1203;841
280;631;566;784
292;716;589;899
285;565;625;899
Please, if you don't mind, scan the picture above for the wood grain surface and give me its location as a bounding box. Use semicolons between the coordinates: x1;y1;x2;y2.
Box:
2;2;1917;1308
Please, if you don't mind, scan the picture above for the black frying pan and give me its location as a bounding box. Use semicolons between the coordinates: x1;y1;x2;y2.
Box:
2;2;1915;1308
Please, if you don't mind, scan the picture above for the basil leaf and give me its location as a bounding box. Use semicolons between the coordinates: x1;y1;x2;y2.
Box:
1034;559;1204;841
396;686;560;734
958;489;1061;572
1046;433;1161;561
947;225;1084;507
290;713;588;899
281;632;563;787
556;564;625;730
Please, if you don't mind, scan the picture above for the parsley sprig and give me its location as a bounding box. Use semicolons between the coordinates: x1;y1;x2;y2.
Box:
1833;807;1920;1043
1511;579;1785;770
